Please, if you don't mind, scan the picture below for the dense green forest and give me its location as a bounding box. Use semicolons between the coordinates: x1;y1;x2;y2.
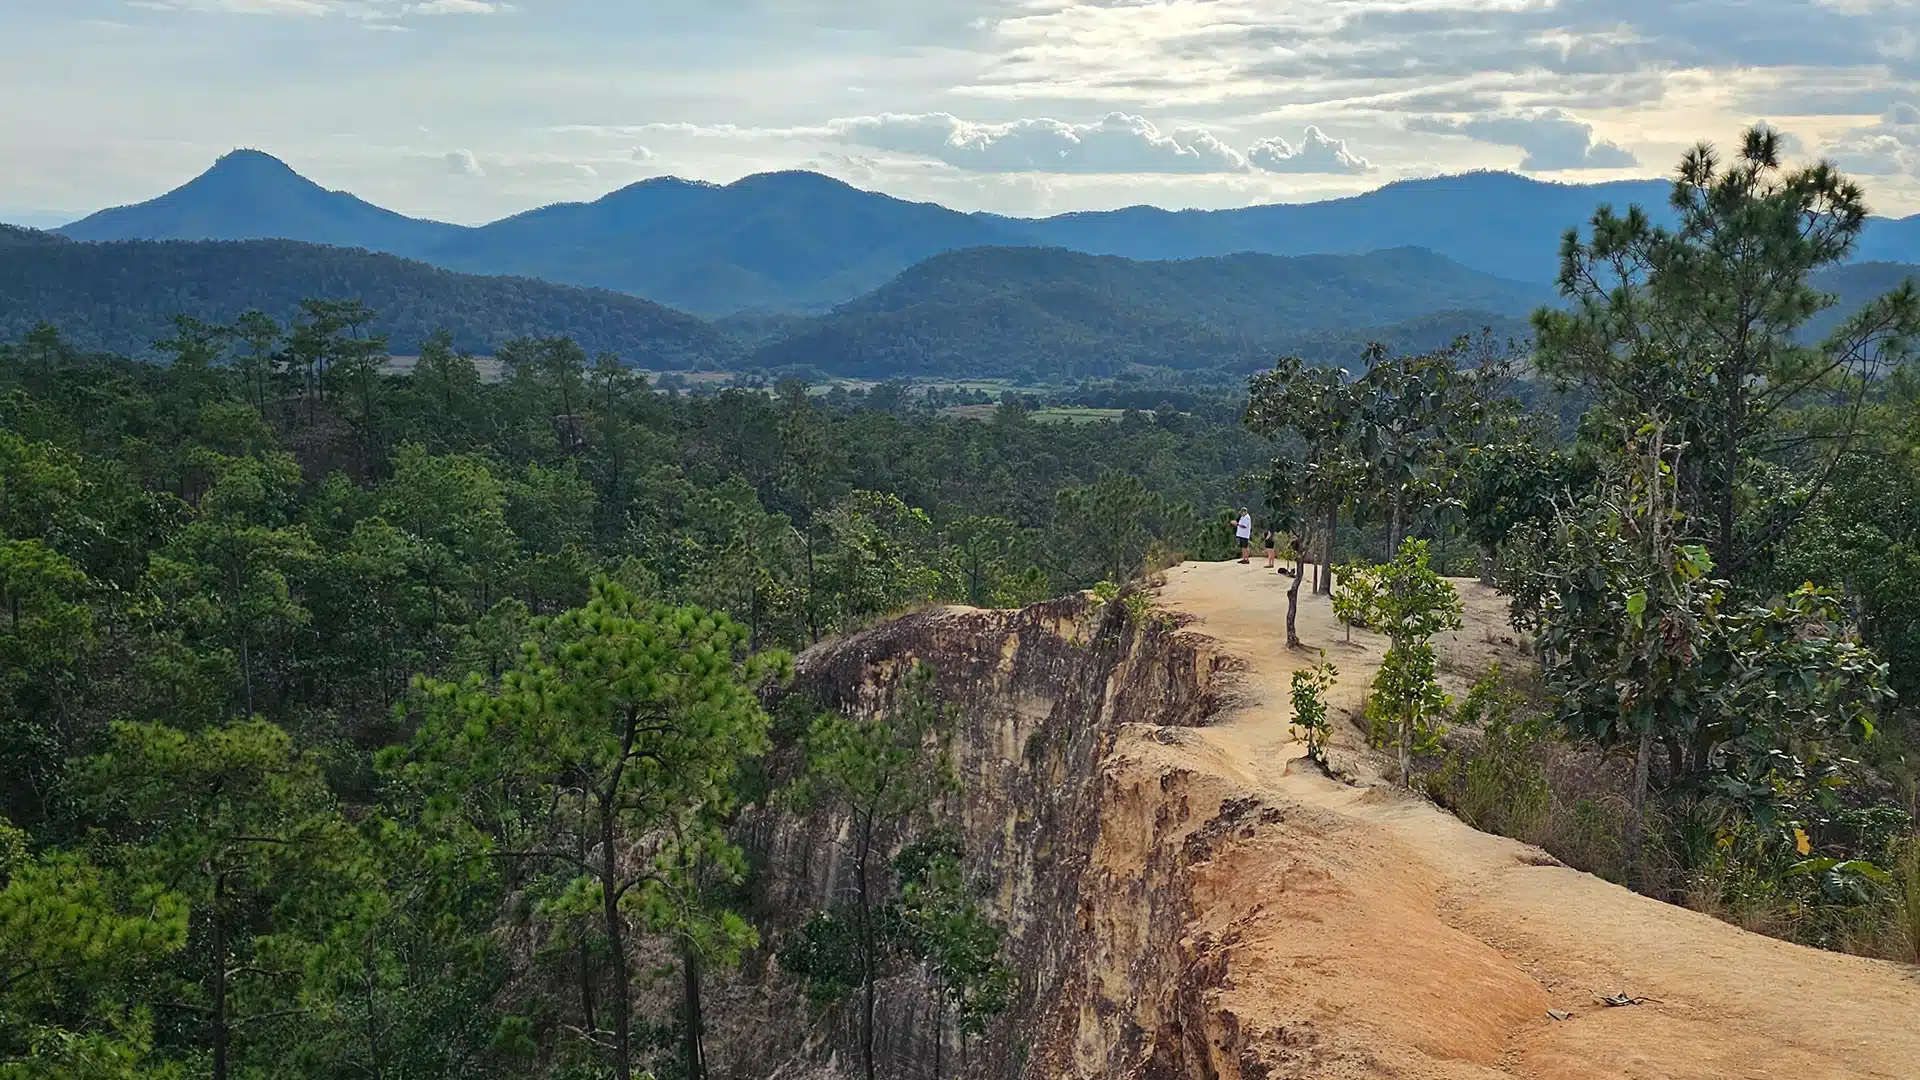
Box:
0;297;1269;1079
4;126;1920;1080
750;245;1546;378
0;231;734;367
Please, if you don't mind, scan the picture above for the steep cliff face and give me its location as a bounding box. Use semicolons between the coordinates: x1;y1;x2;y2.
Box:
721;566;1920;1080
727;593;1245;1080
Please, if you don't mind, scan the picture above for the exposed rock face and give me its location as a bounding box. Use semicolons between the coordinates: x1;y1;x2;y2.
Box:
725;594;1243;1080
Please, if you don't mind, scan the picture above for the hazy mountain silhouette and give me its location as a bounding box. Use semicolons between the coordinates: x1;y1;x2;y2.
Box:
1005;172;1682;284
751;245;1555;378
426;170;1036;313
50;152;1920;315
59;150;467;252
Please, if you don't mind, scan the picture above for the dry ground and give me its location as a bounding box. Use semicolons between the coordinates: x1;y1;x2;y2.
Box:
1126;559;1920;1080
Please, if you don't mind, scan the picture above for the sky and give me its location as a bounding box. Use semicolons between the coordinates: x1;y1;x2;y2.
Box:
2;0;1917;227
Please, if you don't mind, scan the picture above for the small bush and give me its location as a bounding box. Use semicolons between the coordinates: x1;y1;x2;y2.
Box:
1427;666;1551;841
1290;657;1338;767
1894;838;1920;963
1330;561;1382;643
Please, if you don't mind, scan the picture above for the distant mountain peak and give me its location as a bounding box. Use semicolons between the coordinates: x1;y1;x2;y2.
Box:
213;147;295;168
200;149;312;185
596;175;720;202
57;147;462;249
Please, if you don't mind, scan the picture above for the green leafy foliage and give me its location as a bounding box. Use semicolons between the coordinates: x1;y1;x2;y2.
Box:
1289;658;1338;768
391;580;787;1080
1329;561;1382;644
0;238;734;365
1367;539;1464;783
1535;126;1920;579
782;665;1005;1080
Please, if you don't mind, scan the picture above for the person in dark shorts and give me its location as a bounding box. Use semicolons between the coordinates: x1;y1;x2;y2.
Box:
1262;527;1277;568
1235;508;1253;563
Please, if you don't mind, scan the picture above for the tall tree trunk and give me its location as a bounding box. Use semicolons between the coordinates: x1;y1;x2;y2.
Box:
805;524;820;645
577;938;597;1037
1627;725;1654;888
1285;554;1303;648
599;808;633;1080
681;942;706;1080
933;1000;944;1080
1318;504;1338;594
212;871;229;1080
238;631;253;718
362;934;385;1080
1717;384;1741;573
856;814;877;1080
1386;486;1404;560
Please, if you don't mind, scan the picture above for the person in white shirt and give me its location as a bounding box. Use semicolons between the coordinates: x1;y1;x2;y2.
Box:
1235;508;1253;564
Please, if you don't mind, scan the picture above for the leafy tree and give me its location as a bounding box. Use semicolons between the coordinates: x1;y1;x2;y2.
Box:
784;664;957;1080
390;581;787;1080
85;720;356;1080
1289;657;1338;768
147;450;315;718
889;834;1011;1077
1352;344;1463;559
377;444;520;623
1535;125;1920;579
0;536;94;825
774;383;850;643
1245;354;1363;594
1459;439;1577;584
404;329;487;453
944;515;1023;608
816;491;949;633
289;818;509;1080
1368;539;1463;784
1330;561;1381;645
229;311;280;418
1054;470;1159;587
0;819;189;1079
1531;424;1895;881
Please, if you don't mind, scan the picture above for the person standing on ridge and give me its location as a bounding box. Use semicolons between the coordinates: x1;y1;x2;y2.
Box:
1262;525;1278;569
1236;508;1253;563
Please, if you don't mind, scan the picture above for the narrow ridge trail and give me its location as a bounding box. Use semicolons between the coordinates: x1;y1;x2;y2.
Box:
1132;560;1920;1080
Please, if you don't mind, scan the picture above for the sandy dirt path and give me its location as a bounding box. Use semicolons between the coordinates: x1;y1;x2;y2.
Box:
1141;559;1920;1080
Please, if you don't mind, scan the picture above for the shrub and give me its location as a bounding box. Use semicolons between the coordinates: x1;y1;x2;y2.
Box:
1329;561;1381;644
1290;657;1338;768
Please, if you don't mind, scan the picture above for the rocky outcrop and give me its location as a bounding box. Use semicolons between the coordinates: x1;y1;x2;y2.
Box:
721;594;1244;1080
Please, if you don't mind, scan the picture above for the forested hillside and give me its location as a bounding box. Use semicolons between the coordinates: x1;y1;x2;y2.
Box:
0;234;735;366
755;246;1546;377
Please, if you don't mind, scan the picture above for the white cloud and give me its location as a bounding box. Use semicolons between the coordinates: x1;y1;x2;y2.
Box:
407;0;507;14
127;0;504;17
128;0;332;14
1407;108;1639;170
1827;103;1920;178
827;112;1251;174
1247;126;1373;174
8;0;1907;220
444;148;484;176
